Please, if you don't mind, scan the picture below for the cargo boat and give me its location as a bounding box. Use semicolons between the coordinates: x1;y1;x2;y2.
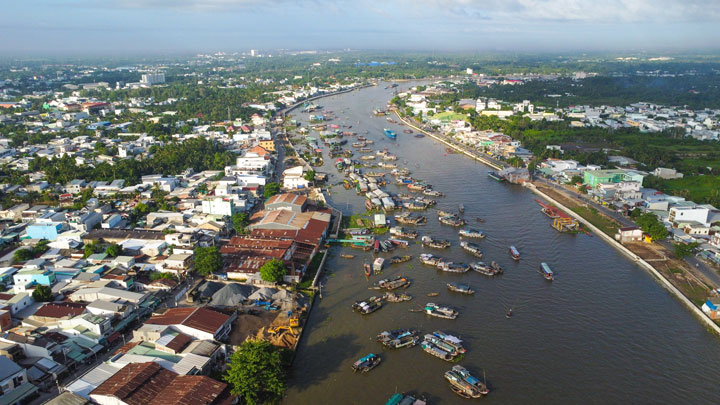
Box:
383;292;413;302
460;241;483;258
352;296;384;314
540;262;554;281
385;393;426;405
423;189;444;197
384;128;397;139
390;255;412;264
395;212;427;225
424;303;458;319
389;226;418;239
377;329;419;349
421;341;455;361
509;245;520;261
419;253;443;266
487;170;505;181
445;365;489;398
438;215;466;227
373;276;411;290
459;228;485;238
352;353;381;372
447;282;475;295
432;331;466;353
373;257;385;273
421;235;451;249
437;262;470;273
470;261;503;276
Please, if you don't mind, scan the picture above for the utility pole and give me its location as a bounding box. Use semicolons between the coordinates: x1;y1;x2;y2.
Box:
227;106;231;123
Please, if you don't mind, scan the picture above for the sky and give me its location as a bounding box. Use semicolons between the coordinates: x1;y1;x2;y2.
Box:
2;0;720;55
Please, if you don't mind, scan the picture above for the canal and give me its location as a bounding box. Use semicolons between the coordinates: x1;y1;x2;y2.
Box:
284;82;720;404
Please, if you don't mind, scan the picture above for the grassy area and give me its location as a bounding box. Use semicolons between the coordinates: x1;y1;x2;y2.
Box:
570;206;620;236
297;250;326;290
645;175;720;206
431;111;469;122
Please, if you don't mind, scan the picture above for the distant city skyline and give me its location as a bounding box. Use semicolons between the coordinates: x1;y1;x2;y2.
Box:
3;0;720;55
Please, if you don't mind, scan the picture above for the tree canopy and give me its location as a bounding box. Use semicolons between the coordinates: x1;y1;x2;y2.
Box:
105;244;122;257
194;246;222;276
263;182;280;198
634;212;668;240
232;212;250;235
32;285;53;302
224;340;286;405
259;259;287;283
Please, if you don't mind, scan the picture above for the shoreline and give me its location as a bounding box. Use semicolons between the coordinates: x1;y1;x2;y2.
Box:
393;109;720;336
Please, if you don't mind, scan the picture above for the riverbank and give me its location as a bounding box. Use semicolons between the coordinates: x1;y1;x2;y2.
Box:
393;108;720;335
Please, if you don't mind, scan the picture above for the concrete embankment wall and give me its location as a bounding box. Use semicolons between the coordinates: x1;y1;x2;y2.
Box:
527;183;720;335
393;111;504;171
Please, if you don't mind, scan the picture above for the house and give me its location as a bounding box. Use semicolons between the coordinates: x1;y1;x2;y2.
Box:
145;307;235;341
615;227;643;243
201;197;239;217
26;222;64;241
160;254;194;275
702;297;720;320
265;193;307;213
282;166;310;190
0;356;38;405
669;206;710;227
89;362;231;405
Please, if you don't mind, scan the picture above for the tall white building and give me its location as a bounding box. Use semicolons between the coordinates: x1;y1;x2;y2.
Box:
250;49;256;57
141;73;165;85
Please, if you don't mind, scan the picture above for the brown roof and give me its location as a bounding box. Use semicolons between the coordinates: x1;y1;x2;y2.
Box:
164;333;193;352
90;362;230;405
33;302;87;319
146;307;230;335
265;193;307;207
0;293;14;301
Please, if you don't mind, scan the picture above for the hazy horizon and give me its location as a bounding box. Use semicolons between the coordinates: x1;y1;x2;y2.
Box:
3;0;720;56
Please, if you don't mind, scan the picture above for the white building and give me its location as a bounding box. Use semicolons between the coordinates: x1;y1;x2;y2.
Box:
282;166;310;190
669;206;711;227
201;197;239;217
141;73;165;85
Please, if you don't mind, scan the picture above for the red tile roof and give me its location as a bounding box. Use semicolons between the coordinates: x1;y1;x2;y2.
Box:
146;307;230;335
33;302;87;318
165;333;193;352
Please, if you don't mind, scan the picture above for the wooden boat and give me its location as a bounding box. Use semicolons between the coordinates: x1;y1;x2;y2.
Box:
510;246;520;261
377;329;419;349
458;228;485;238
447;282;475;295
439;215;466;227
390;255;412;264
340;254;355;259
419;253;442;266
373;276;411;291
427;292;439;297
421;235;451;249
389;226;417;239
352;353;381;372
352;296;384;315
540;262;554;281
424;303;458;319
420;341;455;361
383;292;412;302
437;261;470;273
470;261;502;276
444;365;489;398
431;331;466;354
364;263;372;277
506;309;513;319
460;241;483;258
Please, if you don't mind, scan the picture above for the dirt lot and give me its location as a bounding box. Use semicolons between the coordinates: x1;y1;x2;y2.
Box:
228;309;279;345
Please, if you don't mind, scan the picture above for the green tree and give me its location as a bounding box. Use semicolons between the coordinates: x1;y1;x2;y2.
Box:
13;248;33;263
105;244;122;257
303;170;315;182
259;258;287;283
32;285;53;302
83;241;103;258
224;340;286;405
232;212;250;234
263;182;280;198
150;272;176;281
674;242;699;259
635;212;669;240
194;246;222;276
569;175;583;185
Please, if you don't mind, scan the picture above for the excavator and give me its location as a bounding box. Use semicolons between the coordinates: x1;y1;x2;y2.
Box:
268;325;298;336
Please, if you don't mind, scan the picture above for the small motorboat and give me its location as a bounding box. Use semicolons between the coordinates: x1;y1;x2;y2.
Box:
506;309;513;319
351;353;381;372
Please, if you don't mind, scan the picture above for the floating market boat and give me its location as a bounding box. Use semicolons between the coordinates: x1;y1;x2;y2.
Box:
419;253;443;266
540;262;554;281
459;228;485;238
389;226;418;239
407;183;427;192
421;235;451;249
460;241;483;258
431;331;466;354
444;365;489;398
414;133;425;138
459;203;465;214
388;239;410;248
470;261;503;276
395;213;427;225
377;329;420;349
403;129;413;134
437;262;470;273
384;128;397;139
352;296;384;315
352;353;381;372
420;341;455;361
509;245;520;261
427;292;439;297
385;393;427;405
439;215;466;227
340;254;355;259
423;189;444;197
447;282;475;295
364;263;372;277
383;292;413;302
373;257;385;273
390;255;412;264
373;276;411;291
437;210;456;218
424;303;458;319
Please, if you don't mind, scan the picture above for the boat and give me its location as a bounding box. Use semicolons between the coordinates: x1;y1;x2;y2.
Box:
427;292;439;297
509;245;520;261
447;282;475;295
385;393;426;405
340;254;355;259
374;276;411;290
431;331;466;353
540;262;554;281
423;334;464;357
471;261;503;276
506;309;513;318
421;235;451;249
459;203;465;214
487;170;505;182
420;341;455;361
424;303;458;319
407;183;426;191
438;215;466;227
423;189;444;197
403;129;413;134
414;133;425;138
445;365;489;398
459;228;485;238
383;292;413;302
384;128;397;139
352;353;381;372
377;329;419;349
437;262;470;273
373;257;385;273
460;241;483;258
395;213;427;225
389;226;417;239
373;109;386;116
352;296;384;315
419;253;442;266
390;255;412;264
476;217;484;223
388;239;410;248
436;210;456;218
364;263;372;277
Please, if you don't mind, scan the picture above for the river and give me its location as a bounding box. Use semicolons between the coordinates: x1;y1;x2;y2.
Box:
284;82;720;404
